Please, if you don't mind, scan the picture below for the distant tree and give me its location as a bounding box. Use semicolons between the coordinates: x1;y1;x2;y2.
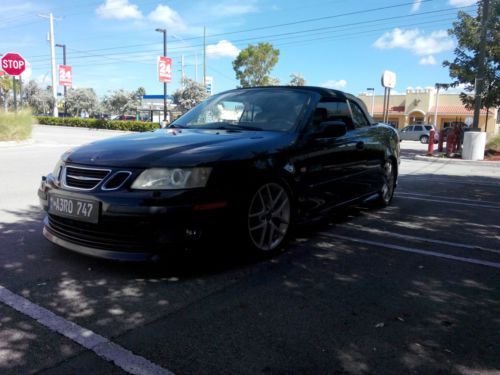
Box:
65;88;99;117
22;80;54;114
443;1;500;113
232;43;280;87
102;87;145;116
288;73;306;86
173;78;208;113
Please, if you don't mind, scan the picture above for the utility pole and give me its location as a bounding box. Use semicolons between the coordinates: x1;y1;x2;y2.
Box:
155;28;167;122
39;13;61;117
181;54;185;88
472;0;489;131
203;27;206;87
195;52;198;82
56;43;67;116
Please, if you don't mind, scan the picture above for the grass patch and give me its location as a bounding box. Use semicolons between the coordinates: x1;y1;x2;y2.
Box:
36;116;160;132
0;110;33;141
486;134;500;151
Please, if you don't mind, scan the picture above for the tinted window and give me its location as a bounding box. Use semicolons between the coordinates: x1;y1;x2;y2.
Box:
424;125;433;130
349;101;369;129
313;100;353;129
413;125;424;131
402;126;412;132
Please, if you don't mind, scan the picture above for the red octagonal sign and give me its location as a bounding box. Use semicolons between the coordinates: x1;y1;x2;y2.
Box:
1;52;26;76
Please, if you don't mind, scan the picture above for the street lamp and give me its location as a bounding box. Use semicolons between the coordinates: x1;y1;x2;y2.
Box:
366;88;375;117
155;28;168;123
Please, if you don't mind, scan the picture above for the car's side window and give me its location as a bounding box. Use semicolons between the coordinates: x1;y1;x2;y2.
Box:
312;100;353;129
348;101;370;129
413;125;424;131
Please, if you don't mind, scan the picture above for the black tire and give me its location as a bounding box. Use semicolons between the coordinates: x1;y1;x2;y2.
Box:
420;135;429;144
243;180;294;255
372;160;396;208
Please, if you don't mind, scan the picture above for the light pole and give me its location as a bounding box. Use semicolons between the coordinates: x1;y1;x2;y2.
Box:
366;88;375;117
155;28;167;122
56;43;67;116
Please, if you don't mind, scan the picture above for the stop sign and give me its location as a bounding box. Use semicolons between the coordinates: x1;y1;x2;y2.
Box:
1;52;26;76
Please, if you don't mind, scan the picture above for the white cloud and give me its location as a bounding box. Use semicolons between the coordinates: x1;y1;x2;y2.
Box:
96;0;142;20
206;40;240;59
419;55;437;65
212;3;258;17
148;5;187;33
374;28;454;56
449;0;477;6
321;79;347;90
411;0;422;12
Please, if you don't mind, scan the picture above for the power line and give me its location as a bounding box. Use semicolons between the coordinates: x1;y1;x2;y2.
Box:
25;5;470;64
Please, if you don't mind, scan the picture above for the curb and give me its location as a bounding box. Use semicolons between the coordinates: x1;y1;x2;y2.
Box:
34;124;132;134
414;154;499;165
0;139;35;148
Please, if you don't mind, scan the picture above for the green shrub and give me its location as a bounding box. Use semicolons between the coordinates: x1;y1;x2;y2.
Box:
0;110;33;141
486;134;500;151
35;116;160;132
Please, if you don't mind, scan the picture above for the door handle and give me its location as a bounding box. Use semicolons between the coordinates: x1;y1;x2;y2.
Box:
356;141;364;150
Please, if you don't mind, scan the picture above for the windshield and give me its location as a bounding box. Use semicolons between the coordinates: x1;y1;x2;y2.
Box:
172;88;312;132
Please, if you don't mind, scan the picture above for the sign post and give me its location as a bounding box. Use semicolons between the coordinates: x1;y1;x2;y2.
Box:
381;70;397;123
1;52;27;111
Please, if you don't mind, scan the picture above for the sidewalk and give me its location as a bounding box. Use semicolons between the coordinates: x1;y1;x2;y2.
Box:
414;154;500;165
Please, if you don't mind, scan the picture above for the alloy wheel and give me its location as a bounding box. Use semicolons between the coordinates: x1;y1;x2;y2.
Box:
247;182;291;252
381;161;395;204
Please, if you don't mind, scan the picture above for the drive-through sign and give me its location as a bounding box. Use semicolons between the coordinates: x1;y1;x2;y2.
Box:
1;52;26;76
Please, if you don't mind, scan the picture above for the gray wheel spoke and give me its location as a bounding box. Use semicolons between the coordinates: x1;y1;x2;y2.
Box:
248;182;291;252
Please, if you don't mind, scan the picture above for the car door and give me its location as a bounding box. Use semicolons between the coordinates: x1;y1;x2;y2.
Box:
412;125;424;140
347;98;384;196
292;99;367;216
400;126;413;141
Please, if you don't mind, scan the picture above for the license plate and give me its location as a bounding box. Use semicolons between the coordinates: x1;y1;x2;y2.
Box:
48;194;99;223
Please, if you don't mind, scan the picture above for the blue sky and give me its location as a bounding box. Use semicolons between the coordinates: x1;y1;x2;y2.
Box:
0;0;477;98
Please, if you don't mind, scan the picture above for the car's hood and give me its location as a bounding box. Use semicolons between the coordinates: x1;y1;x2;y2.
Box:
65;128;296;168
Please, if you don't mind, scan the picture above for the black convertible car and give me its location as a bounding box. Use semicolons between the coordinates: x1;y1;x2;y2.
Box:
39;86;400;260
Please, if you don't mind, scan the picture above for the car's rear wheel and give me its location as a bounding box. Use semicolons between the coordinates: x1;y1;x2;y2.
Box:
420;135;429;144
373;160;396;208
246;181;292;254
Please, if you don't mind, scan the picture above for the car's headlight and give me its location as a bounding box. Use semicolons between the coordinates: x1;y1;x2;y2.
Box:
51;159;64;181
131;168;212;190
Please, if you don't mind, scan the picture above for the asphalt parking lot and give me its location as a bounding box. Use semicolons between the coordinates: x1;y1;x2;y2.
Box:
0;126;499;375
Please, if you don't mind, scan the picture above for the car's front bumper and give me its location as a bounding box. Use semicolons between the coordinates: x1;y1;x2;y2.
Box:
39;175;232;261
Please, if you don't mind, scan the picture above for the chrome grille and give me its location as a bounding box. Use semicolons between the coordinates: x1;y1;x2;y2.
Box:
63;165;111;190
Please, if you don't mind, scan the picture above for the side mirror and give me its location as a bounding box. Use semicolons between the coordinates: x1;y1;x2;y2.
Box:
316;120;347;138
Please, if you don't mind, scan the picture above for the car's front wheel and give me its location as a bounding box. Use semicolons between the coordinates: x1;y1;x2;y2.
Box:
246;181;292;254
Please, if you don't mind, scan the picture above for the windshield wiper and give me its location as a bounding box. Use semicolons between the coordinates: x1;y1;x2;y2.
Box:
212;122;263;131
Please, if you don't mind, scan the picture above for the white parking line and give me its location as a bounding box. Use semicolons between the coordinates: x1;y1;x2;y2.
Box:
0;285;174;375
337;224;500;255
397;191;500;206
320;233;500;269
400;176;500;187
395;195;498;209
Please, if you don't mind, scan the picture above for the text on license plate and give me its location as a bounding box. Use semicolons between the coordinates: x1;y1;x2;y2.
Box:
49;195;99;223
